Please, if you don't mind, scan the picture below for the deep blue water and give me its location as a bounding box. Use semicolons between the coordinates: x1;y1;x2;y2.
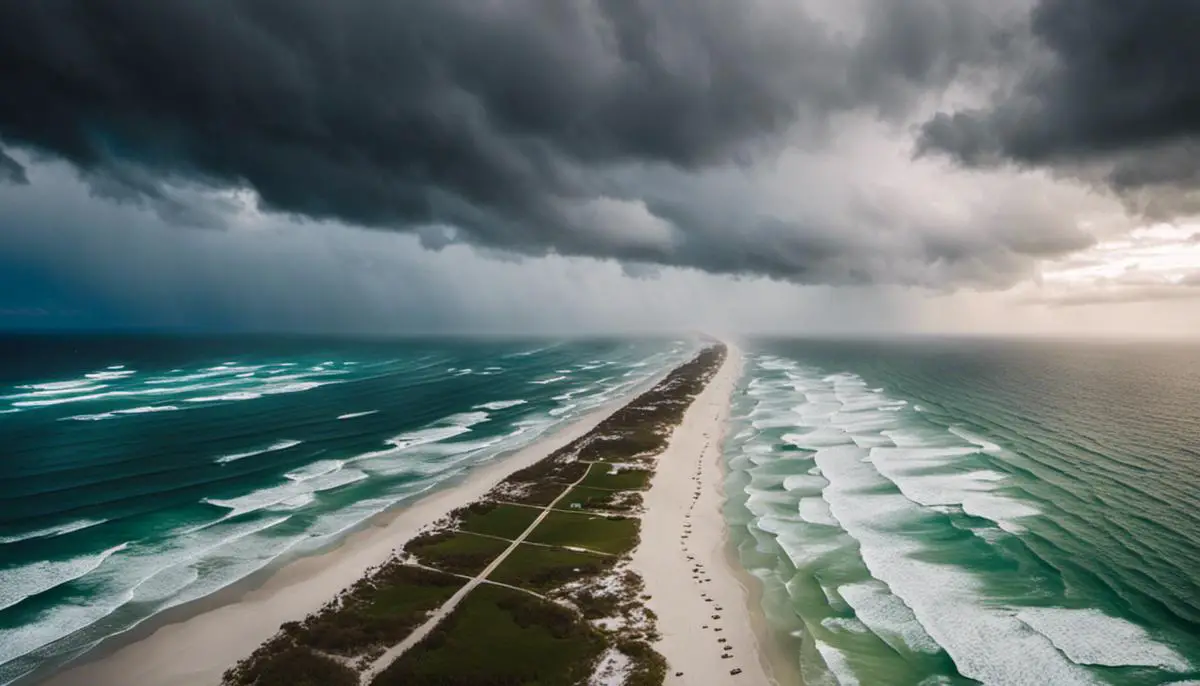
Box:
0;334;698;684
726;339;1200;685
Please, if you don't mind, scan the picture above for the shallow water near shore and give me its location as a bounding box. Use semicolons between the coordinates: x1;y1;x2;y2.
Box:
725;338;1200;685
0;334;698;684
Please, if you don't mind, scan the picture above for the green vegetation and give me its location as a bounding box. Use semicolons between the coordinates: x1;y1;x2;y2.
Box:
299;565;462;655
223;564;462;685
526;510;640;555
561;485;642;512
371;584;605;686
489;542;615;592
619;637;670;686
494;455;589;505
580;463;653;491
456;501;542;540
405;530;510;576
223;643;358;686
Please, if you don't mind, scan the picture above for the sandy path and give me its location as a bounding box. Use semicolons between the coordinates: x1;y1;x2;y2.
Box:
631;344;777;685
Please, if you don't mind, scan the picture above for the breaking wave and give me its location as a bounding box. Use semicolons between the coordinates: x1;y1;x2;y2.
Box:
726;352;1196;684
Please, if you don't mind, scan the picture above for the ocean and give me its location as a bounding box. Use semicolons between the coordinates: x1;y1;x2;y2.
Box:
0;334;698;684
726;339;1200;685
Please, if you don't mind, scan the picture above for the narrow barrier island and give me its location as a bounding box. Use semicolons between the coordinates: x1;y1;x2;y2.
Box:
223;344;726;686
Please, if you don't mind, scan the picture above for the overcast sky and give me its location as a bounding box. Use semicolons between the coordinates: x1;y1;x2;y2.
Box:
2;0;1199;337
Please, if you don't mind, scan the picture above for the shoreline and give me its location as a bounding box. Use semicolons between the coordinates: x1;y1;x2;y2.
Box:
632;343;792;685
718;350;806;686
39;387;661;686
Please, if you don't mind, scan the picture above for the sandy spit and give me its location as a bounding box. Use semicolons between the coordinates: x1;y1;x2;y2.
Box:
632;344;784;686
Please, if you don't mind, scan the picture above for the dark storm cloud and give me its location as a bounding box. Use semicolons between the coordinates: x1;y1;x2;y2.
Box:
919;0;1200;212
0;0;1038;286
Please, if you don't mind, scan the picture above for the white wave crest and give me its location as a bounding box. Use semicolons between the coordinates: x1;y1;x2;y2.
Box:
474;400;527;411
0;518;108;545
215;439;303;465
1018;608;1190;671
531;375;567;385
0;543;129;613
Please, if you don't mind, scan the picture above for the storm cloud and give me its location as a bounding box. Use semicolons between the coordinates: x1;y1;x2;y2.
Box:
0;149;27;185
919;0;1200;215
0;0;1082;289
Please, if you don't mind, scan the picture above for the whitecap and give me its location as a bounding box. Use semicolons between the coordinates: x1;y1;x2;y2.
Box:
474;399;527;411
84;370;135;381
813;639;862;686
782;427;853;449
61;412;118;421
531;375;567;385
821;617;871;634
782;474;828;494
839;581;943;655
380;412;490;453
798;497;838;526
64;404;182;421
0;519;108;545
948;426;1004;454
16;379;98;392
119;404;179;414
814;444;1098;685
285;460;345;482
215;439;302;464
11;390;115;407
187;391;262;403
5;382;108;399
337;410;379;420
1017;608;1190;671
0;543;129;612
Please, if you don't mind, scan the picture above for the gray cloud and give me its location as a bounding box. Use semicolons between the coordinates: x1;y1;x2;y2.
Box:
0;0;1045;289
919;0;1200;215
0;148;27;185
0;161;917;335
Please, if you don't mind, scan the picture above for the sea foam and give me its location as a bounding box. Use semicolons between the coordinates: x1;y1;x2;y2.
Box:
0;543;129;613
215;439;303;464
0;518;108;545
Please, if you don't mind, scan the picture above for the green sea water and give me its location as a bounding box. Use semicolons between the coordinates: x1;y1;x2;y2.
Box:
725;339;1200;686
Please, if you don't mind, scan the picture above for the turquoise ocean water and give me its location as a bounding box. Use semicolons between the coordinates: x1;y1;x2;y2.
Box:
0;334;698;684
726;339;1200;685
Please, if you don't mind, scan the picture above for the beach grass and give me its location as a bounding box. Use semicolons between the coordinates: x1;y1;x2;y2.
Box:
580;463;653;491
455;501;542;540
526;510;640;556
561;484;643;512
496;457;589;505
223;564;463;684
298;565;463;656
489;542;615;592
404;530;510;576
224;644;358;686
370;583;604;686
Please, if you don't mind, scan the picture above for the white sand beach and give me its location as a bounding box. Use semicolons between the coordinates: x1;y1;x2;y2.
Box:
632;344;779;685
